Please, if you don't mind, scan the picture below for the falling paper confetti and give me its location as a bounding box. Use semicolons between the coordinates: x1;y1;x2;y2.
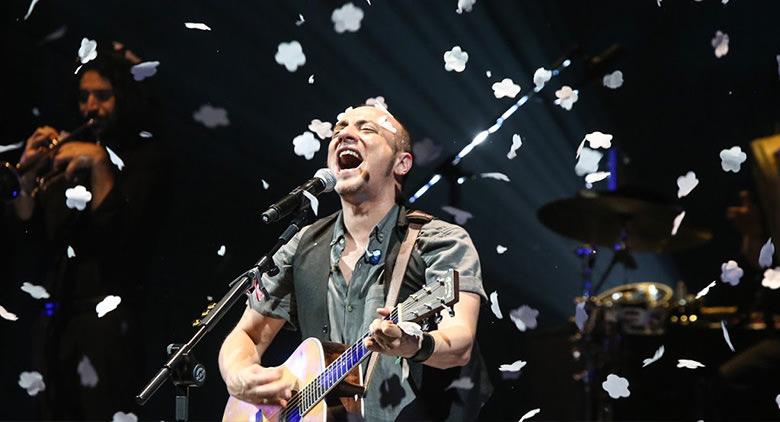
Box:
510;305;539;332
261;179;270;190
489;291;503;319
302;190;319;216
18;371;45;396
217;245;226;256
65;185;92;211
331;3;364;33
21;282;50;299
295;14;305;26
719;146;747;172
519;408;541;422
677;359;705;369
23;0;40;20
139;131;153;139
275;41;306;72
378;116;398;134
308;119;333;140
496;245;508;254
446;376;474;390
0;305;18;321
575;302;588;331
480;172;510;182
498;360;526;381
492;78;521;99
759;238;775;268
292;131;321;160
193;105;230;128
456;0;477;14
112;412;139;422
413;138;443;166
336;106;354;122
0;142;24;153
444;46;469;72
105;146;125;171
533;67;552;90
485;70;491;78
40;25;68;44
603;70;624;89
677;171;699;198
776;393;780;411
507;134;523;159
720;260;744;286
711;31;730;58
695;281;717;299
67;246;76;258
585;172;611;184
575;148;603;176
78;38;98;64
642;345;665;367
441;206;473;225
602;374;631;399
761;268;780;290
130;61;160;81
308;74;315;84
554;86;578;110
184;22;212;31
671;211;686;236
365;96;388;110
78;355;99;387
721;320;735;352
96;295;121;318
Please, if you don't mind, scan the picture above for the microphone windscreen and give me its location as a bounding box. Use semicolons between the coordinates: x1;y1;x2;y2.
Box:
314;168;337;192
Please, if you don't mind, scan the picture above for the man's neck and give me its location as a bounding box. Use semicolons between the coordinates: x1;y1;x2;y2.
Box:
340;194;397;244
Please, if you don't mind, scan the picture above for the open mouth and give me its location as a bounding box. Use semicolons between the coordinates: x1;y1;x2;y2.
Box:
337;148;363;170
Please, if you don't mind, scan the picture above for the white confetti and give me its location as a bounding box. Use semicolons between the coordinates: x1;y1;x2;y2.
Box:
533;67;552;90
509;305;539;332
677;359;705;369
498;359;526;373
32;107;40;116
365;96;388;110
485;70;492;78
18;371;45;396
96;295;121;318
0;305;18;321
378;116;397;134
602;70;624;89
217;245;226;256
413;138;443;166
507;134;523;159
0;142;24;153
138;131;153;139
65;185;92;211
444;46;469;72
336;107;354;122
441;205;473;225
302;190;319;216
112;411;139;422
456;0;476;14
397;321;422;338
554;86;578;110
41;25;67;43
21;282;50;299
759;238;775;268
295;14;305;26
695;280;717;299
184;22;211;31
446;376;474;390
331;3;364;33
496;245;508;255
677;171;699;198
480;172;510;182
761;268;780;290
293;131;321;160
77;355;99;387
575;147;603;177
308;74;315;84
585;172;610;184
602;374;630;399
519;408;541;422
105;146;124;171
719;146;747;173
671;211;686;236
130;61;160;81
308;119;333;140
67;245;76;258
78;38;98;64
711;30;729;58
720;320;735;352
642;345;665;367
776;393;780;411
489;291;503;319
23;0;40;20
582;131;613;153
193;104;229;128
575;302;588;332
720;260;744;286
492;78;521;99
275;41;306;72
261;179;270;190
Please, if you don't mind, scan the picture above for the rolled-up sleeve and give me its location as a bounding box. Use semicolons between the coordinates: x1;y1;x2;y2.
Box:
417;221;487;302
246;226;309;330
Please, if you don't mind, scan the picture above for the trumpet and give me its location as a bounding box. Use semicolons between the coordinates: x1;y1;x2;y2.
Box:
0;118;98;202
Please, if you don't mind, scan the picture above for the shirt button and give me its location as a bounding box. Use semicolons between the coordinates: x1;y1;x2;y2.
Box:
346;304;353;312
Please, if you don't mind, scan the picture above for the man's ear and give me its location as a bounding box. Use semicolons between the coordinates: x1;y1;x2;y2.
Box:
395;152;413;177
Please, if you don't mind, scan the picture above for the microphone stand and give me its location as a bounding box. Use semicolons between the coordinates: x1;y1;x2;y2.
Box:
136;207;313;421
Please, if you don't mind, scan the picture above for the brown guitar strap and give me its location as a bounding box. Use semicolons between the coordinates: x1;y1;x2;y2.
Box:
362;210;431;393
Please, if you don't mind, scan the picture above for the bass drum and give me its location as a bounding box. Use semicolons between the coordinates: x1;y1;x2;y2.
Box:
593;282;674;335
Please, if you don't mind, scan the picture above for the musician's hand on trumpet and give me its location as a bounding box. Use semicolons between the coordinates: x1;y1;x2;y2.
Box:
19;126;61;191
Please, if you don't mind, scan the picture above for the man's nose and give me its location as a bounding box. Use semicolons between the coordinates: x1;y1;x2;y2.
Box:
336;126;359;144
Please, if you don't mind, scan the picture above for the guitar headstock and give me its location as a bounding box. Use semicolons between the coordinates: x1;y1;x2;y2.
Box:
398;269;459;323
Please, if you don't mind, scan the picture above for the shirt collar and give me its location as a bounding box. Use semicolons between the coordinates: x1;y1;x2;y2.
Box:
330;204;401;246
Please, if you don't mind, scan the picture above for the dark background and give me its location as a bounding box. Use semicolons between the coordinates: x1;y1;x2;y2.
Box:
1;0;779;420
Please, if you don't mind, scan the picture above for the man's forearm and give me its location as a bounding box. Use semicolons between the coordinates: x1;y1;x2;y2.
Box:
218;328;261;384
423;324;475;369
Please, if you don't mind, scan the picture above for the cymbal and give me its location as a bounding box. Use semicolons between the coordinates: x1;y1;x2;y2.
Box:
538;190;712;252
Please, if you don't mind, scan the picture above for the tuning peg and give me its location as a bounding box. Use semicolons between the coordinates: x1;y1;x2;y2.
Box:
192;319;201;327
444;304;455;317
207;302;216;309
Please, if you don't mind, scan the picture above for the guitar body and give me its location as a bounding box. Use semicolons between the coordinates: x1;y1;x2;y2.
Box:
222;338;363;422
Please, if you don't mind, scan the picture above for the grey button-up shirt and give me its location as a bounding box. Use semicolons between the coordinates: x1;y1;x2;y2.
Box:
248;204;486;421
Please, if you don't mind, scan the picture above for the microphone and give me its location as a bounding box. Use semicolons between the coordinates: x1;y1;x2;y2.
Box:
261;168;336;223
